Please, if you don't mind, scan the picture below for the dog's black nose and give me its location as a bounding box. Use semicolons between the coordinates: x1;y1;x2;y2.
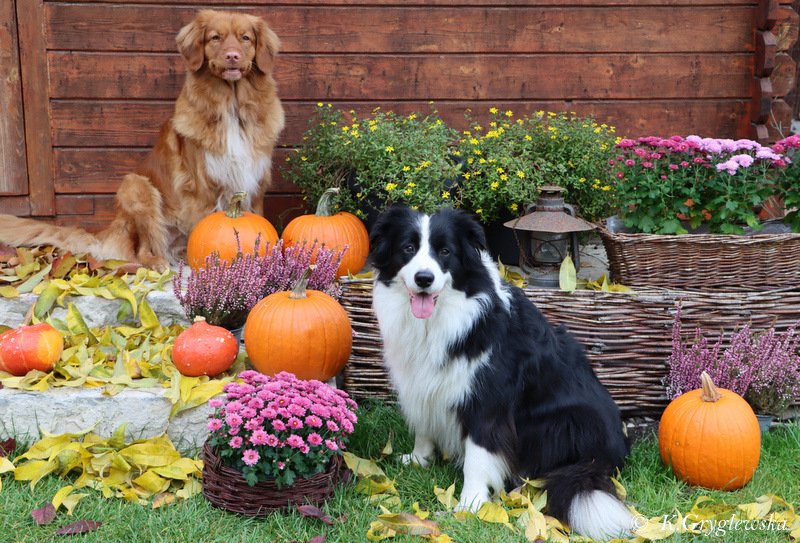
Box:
414;270;435;288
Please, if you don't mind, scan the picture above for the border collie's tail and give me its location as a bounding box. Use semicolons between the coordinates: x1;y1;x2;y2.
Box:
0;214;108;258
545;462;635;541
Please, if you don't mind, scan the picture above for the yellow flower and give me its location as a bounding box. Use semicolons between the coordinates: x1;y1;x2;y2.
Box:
473;149;482;155
441;191;450;199
489;121;497;128
355;209;363;217
473;124;482;131
370;125;378;132
463;173;471;180
510;203;519;212
385;146;394;153
317;102;324;107
385;183;398;191
491;182;500;190
479;158;487;164
516;170;525;178
601;185;611;191
489;107;499;114
524;135;532;141
408;113;417;120
402;166;411;172
342;126;350;132
467;157;475;165
404;188;413;195
300;156;308;162
476;209;483;215
504;110;513;117
499;174;508;181
470;138;480;145
496;167;505;174
579;177;586;183
408;182;416;188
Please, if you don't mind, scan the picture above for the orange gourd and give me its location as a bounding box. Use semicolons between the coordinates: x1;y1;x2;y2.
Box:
172;318;239;377
187;192;278;269
0;323;63;376
281;188;369;277
658;371;761;490
244;267;352;381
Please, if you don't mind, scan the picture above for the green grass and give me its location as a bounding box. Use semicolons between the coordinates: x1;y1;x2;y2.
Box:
0;401;798;543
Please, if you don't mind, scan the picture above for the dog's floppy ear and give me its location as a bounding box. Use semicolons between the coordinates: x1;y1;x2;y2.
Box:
457;209;488;254
176;12;208;72
368;206;413;270
252;17;280;73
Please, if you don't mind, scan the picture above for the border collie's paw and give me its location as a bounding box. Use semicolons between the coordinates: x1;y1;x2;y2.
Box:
400;452;431;468
454;492;489;513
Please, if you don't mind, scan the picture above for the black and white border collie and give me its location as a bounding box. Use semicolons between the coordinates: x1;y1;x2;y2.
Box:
369;207;634;541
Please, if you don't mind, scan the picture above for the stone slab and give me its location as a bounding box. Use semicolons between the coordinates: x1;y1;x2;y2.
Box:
0;386;210;455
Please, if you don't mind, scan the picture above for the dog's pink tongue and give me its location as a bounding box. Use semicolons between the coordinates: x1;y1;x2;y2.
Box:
410;292;436;319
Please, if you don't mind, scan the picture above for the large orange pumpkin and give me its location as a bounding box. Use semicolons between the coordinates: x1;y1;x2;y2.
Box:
281;188;369;277
244;267;352;381
171;318;239;377
0;323;63;376
187;192;278;269
658;372;761;490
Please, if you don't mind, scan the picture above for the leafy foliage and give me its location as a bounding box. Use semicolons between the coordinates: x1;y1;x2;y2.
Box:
457;108;618;223
612;136;786;234
286;104;461;218
7;426;202;509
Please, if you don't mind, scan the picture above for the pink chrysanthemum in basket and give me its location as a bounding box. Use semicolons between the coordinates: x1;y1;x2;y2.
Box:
207;370;358;487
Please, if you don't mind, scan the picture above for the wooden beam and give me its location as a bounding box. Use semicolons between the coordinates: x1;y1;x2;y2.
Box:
16;0;55;216
0;1;28;196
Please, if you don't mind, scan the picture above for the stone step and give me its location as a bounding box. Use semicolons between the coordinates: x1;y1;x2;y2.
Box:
0;287;207;454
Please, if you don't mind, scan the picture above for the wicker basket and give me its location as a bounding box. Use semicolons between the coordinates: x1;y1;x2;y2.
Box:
340;278;800;419
202;442;342;516
598;226;800;291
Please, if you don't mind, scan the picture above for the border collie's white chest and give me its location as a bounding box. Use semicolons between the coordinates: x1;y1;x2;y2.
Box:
373;281;490;460
204;105;270;209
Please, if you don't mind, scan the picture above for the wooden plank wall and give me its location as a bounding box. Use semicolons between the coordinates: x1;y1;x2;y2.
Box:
5;0;799;230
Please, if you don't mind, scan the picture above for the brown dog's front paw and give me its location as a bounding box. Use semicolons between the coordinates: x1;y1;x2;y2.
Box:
137;256;170;272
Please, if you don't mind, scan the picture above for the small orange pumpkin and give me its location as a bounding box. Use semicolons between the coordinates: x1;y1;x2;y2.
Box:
172;318;239;377
281;188;369;277
658;371;761;490
187;192;278;269
244;266;352;381
0;323;63;376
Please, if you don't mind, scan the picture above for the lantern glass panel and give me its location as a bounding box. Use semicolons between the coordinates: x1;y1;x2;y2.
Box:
531;232;569;265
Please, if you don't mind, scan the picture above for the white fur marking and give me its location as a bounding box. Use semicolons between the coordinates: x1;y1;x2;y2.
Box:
568;490;635;541
205;104;269;210
457;438;508;512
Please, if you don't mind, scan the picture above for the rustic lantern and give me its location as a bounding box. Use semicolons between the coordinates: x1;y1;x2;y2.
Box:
504;185;596;288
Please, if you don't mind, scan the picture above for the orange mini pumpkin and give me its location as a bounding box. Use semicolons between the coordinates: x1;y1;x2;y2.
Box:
172;318;239;377
281;188;369;277
187;192;278;269
0;322;63;376
244;266;352;381
658;372;761;490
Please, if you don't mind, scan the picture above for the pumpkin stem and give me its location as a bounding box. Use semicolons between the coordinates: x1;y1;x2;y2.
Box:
225;192;248;219
193;316;207;324
289;265;317;299
315;188;340;217
700;371;722;402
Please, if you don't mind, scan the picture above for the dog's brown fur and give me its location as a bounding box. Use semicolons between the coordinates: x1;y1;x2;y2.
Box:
0;10;284;269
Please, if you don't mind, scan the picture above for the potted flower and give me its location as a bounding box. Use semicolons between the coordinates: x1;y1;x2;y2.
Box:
285;104;461;230
172;238;345;334
202;370;358;515
600;135;800;290
771;134;800;232
665;309;800;429
456;108;618;262
611;135;787;235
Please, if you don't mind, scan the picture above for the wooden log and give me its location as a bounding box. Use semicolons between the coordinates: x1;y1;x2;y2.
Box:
770;53;797;97
775;5;800;51
0;1;27;195
751;77;774;124
755;31;777;77
757;0;779;30
45;4;754;55
48;52;753;101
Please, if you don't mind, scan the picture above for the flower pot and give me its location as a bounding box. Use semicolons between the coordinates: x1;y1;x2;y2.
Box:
201;441;342;516
755;414;774;434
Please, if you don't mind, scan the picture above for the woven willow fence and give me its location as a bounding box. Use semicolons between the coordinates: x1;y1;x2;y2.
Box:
340;278;800;419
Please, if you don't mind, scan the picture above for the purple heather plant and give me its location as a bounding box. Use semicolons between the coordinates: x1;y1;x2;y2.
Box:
207;370;358;487
173;237;346;329
666;307;800;416
612;136;786;234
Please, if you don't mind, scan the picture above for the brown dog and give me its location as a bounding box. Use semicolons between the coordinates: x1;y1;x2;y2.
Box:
0;10;284;269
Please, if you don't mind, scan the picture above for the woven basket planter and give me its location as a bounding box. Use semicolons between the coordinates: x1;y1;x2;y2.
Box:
202;442;342;516
340;278;800;419
598;226;800;292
